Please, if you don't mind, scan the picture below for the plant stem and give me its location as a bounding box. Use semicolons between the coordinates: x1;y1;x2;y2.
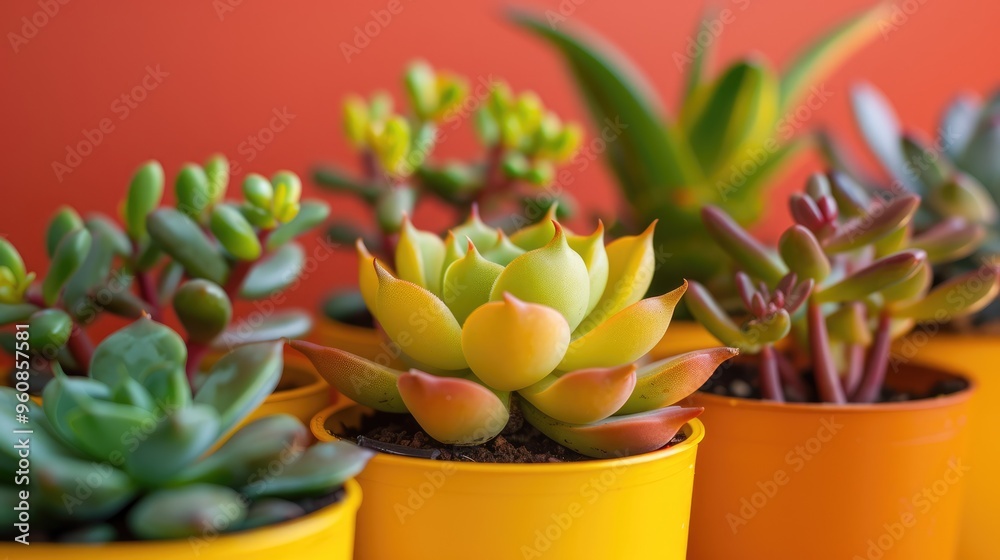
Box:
65;326;94;374
135;271;161;321
759;345;784;402
184;340;210;389
775;351;808;401
474;144;511;209
852;311;893;403
843;343;865;397
807;301;847;404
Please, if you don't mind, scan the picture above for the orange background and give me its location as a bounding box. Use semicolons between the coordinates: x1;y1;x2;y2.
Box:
1;0;996;335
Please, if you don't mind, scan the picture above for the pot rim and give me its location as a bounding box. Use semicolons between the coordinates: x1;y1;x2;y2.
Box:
310;403;705;474
690;362;976;415
12;479;361;552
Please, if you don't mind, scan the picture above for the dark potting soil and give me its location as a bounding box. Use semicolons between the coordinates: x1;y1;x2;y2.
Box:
702;360;968;403
37;486;347;544
338;401;688;464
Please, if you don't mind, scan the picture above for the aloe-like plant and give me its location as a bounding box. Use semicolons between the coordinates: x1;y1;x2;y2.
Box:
293;210;737;458
313;60;583;322
0;156;329;388
823;82;1000;323
511;5;888;293
687;172;1000;404
1;317;371;543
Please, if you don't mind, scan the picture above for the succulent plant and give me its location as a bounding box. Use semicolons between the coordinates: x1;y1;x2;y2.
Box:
313;60;584;323
511;5;888;294
686;171;1000;404
0;156;329;389
822;82;1000;324
0;317;371;543
292;211;737;458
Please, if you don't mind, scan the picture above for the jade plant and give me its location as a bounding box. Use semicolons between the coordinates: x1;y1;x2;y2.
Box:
822;82;1000;324
292;211;737;458
686;172;1000;403
313;60;583;323
512;5;888;293
0;318;371;543
0;156;329;388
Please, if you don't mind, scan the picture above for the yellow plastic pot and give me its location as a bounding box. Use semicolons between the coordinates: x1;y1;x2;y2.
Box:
684;364;973;560
895;332;998;560
650;320;719;360
311;403;704;560
310;317;405;368
3;479;362;559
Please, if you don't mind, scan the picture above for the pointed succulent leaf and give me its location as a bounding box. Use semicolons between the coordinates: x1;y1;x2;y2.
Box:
490;223;590;330
909;218;985;264
900;134;950;188
850;83;918;191
957;118;1000;190
578;221;657;331
441;242;504;324
124;161;165;241
521;399;702;459
127;485;246;540
239;242;305;299
686;281;760;352
173;279;232;344
193;341;283;436
356;242;385;314
265;201;330;251
928;174;999;224
823;195;919;253
482;230;525;266
779;225;830;282
567;222;609;316
940;93;981;158
123;404;222;485
520;365;636;425
890;267;1000;321
509;205;560;250
242;440;372;499
290;340;407;412
90;317;187;387
396;217;447;295
375;262;466;370
42;228;91;306
451;206;499;251
617;347;738;415
110;376;157;412
560;282;686;371
147;208;229;285
462;293;570;391
212;310;311;349
828;171;871;218
702;207;787;285
814;250;926;303
46;206;84;258
398;371;510;445
210;205;261;261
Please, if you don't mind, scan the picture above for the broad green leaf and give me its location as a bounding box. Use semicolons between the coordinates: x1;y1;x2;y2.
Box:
239;242;305;299
89;317;187;387
241;440;372;499
127;485;245;540
850;83;919;192
210;205;261;261
212;310;311;350
939;93;981;159
123;404;221;485
194;341;283;436
312;166;380;203
62;228;117;321
265;201;330;251
173;279;232;344
147;208;229;285
42;228;91;306
0;302;38;324
45;206;83;258
124;161;165;241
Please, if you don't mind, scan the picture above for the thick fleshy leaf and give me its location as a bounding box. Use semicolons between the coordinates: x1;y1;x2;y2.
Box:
560;282;686;371
90;317;187;387
242;440;372;499
519;364;636;424
890;267;1000;321
850;83;918;191
814;250;926;304
127;485;246;540
43;228;91;306
509;206;562;251
124;160;165;241
442;242;504;324
451;205;499;251
193;341;283;436
827;303;871;345
266;201;330;250
396;217;446;295
313;166;380;202
398;371;510;445
46;206;84;258
42;376;113;450
521;399;702;459
212;310;311;349
940;93;981;159
957;118;1000;191
909;218;985;264
0;302;38;324
880;260;932;303
900;134;950;189
928;175;999;224
147;208;229;285
174;279;232;344
123;404;222;485
462;293;570;391
28;308;72;351
175;164;212;219
138;363;192;411
779;225;830;282
375;261;466;370
567;222;609;316
685;281;756;351
239;242;305;299
577;221;657;333
823;195;920;253
482;230;525;266
33;457;136;522
290;340;407;412
828;170;872;218
356;241;387;315
210;205;261;261
702;206;786;285
617;347;738;415
490;224;590;330
66;397;158;460
62;228;118;320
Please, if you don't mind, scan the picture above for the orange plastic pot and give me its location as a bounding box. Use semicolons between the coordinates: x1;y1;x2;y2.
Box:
684;364;974;560
650;320;720;360
311;402;704;560
894;332;998;560
2;479;362;559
